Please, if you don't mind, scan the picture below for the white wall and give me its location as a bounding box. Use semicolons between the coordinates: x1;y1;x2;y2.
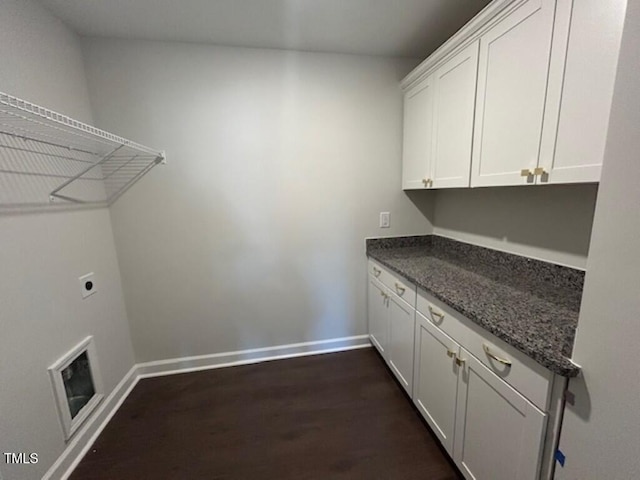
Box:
0;2;135;479
556;1;640;478
81;38;434;362
432;184;598;269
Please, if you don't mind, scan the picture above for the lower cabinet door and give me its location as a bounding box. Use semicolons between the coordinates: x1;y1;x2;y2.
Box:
413;311;460;455
387;292;415;395
368;276;389;359
454;350;547;480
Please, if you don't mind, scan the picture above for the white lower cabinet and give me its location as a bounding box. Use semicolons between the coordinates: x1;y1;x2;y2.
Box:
367;276;388;358
454;350;547;480
414;313;547;480
413;311;460;455
367;270;415;395
387;291;415;395
368;262;558;480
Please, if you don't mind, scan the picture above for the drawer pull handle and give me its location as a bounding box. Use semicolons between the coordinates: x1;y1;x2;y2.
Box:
483;344;512;367
373;267;381;277
395;283;406;295
428;306;444;322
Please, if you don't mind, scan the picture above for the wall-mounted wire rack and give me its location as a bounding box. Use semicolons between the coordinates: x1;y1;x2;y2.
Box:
0;91;165;209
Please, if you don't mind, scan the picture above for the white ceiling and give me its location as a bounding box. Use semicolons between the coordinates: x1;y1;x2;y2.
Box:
38;0;492;58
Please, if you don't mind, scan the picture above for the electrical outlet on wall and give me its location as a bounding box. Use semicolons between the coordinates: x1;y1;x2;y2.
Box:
79;273;97;299
380;212;390;228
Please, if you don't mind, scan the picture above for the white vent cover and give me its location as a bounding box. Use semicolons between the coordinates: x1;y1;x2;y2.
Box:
48;336;104;440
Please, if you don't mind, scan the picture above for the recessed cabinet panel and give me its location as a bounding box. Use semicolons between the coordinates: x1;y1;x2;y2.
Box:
431;41;479;189
471;0;556;187
413;311;459;455
388;291;415;395
454;351;547;480
367;276;388;359
402;76;434;190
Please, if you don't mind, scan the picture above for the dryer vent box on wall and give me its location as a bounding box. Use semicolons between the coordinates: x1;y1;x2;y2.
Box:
49;336;104;440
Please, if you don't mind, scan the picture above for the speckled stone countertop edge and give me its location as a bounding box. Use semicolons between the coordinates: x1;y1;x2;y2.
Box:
366;237;581;378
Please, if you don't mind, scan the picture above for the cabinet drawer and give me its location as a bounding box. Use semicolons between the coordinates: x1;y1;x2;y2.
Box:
368;259;416;308
417;289;552;411
462;327;553;411
416;290;471;345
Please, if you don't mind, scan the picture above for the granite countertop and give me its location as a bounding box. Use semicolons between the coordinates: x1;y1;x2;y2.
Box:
366;236;583;377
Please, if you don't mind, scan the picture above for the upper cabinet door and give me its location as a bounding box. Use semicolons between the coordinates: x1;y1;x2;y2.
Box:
402;75;434;190
431;41;480;189
538;0;626;184
471;0;556;187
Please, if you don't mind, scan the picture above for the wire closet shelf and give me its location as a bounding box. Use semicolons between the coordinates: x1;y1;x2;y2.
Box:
0;91;165;208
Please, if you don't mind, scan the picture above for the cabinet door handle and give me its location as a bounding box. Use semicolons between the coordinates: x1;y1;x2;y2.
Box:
520;169;533;177
373;267;381;277
447;349;456;358
395;283;406;295
483;344;512;367
534;167;547;176
455;356;466;367
428;306;444;322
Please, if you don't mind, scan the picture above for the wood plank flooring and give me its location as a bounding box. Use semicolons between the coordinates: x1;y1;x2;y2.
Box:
70;348;462;479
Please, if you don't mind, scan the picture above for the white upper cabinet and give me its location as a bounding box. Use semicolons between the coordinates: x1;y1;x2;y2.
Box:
402;75;434;190
431;41;480;189
401;0;623;189
471;0;556;187
538;0;627;184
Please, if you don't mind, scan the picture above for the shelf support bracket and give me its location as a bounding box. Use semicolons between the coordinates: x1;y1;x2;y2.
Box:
49;144;125;203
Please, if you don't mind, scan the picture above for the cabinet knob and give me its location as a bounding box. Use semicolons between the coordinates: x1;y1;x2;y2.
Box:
533;167;547;176
395;283;406;295
373;267;381;277
455;357;466;367
520;169;533;177
447;349;456;358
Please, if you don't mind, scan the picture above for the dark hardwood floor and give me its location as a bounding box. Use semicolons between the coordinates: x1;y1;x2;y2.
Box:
70;348;462;479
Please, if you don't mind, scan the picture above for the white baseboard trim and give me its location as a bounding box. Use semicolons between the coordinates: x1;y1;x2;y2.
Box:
42;365;139;480
137;334;372;379
43;335;372;479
